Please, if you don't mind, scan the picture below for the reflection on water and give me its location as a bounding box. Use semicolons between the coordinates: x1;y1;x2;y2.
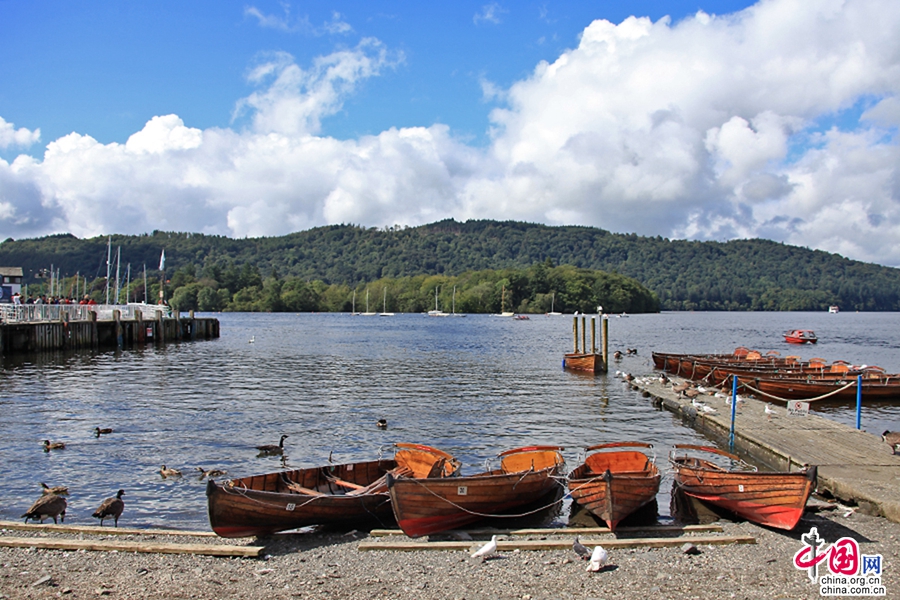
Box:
1;311;898;530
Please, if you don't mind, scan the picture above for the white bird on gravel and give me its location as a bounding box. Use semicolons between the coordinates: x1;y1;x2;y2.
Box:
471;535;498;561
691;397;704;408
586;545;608;572
701;405;717;414
765;404;777;419
573;537;591;560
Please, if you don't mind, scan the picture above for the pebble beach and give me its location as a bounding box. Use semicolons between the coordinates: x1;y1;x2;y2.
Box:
2;503;898;600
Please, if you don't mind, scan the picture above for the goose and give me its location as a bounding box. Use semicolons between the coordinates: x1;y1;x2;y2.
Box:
159;465;182;478
94;427;113;437
42;440;65;451
256;434;288;456
376;419;388;429
882;431;900;454
196;467;228;480
22;493;67;524
92;489;125;527
40;482;69;496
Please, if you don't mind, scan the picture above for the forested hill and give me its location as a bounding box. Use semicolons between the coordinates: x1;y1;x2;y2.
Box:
2;219;899;311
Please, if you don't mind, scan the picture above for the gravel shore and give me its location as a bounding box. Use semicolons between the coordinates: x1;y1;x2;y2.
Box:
2;504;898;600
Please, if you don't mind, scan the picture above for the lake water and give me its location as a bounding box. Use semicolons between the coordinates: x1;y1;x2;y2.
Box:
3;311;899;531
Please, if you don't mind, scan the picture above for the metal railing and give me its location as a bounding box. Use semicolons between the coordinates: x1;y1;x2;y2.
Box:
0;303;173;324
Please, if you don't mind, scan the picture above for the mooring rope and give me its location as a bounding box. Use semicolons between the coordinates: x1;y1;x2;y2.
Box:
737;379;857;403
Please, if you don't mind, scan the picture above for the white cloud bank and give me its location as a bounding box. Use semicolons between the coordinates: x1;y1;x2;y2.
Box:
1;0;899;266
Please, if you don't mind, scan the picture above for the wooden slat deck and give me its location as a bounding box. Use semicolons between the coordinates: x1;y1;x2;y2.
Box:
630;376;900;523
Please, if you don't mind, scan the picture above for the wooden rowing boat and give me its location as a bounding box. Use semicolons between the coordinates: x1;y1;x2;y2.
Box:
670;445;816;530
567;442;661;531
784;329;817;344
207;443;461;538
563;352;604;373
386;446;565;538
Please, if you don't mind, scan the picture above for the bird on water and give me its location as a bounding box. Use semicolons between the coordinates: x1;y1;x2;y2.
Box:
22;493;67;524
376;419;388;429
94;427;113;437
92;489;125;527
196;467;228;480
257;434;288;456
43;440;65;451
160;465;182;478
882;431;900;454
40;482;69;496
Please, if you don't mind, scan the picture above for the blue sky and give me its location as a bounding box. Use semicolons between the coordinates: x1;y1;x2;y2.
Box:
1;1;899;266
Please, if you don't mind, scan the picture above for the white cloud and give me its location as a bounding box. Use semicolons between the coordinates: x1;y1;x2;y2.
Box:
0;117;40;149
474;3;507;25
244;4;352;35
1;0;900;267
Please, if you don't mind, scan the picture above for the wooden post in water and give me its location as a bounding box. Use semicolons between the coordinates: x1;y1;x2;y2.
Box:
90;310;98;350
590;317;596;354
581;316;587;355
156;310;165;344
114;310;123;348
602;316;609;369
572;316;579;353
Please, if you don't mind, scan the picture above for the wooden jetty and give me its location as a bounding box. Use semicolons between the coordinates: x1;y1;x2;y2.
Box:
626;375;900;524
0;309;218;354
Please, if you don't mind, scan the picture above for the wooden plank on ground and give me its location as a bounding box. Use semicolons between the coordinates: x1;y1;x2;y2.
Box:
368;524;724;537
0;536;262;557
358;535;755;552
0;521;216;537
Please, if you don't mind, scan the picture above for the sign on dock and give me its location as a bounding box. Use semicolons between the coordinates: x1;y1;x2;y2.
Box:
787;400;810;417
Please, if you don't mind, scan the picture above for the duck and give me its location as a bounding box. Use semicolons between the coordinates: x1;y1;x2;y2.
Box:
613;350;623;360
256;434;288;456
40;482;69;496
196;467;228;480
94;427;113;437
42;440;65;451
22;493;67;524
882;431;900;454
159;465;182;478
92;489;125;527
376;419;388;429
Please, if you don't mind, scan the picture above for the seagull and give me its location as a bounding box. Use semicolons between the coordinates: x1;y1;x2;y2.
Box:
159;465;182;478
586;545;608;572
40;482;69;496
92;489;125;527
42;440;65;451
882;431;900;454
256;434;288;456
471;535;498;561
701;405;718;414
573;537;591;560
249;336;255;343
691;397;704;408
765;404;777;419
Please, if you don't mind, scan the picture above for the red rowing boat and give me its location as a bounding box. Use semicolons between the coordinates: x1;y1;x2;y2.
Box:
387;446;565;537
784;329;817;344
206;443;460;538
567;442;661;531
670;445;816;530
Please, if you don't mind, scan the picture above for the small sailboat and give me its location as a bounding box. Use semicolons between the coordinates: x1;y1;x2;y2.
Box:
361;287;377;316
351;290;359;316
379;288;394;316
496;285;515;317
450;285;466;317
548;292;562;316
427;286;448;317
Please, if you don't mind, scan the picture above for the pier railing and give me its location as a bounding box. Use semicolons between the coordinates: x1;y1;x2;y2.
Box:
0;303;173;324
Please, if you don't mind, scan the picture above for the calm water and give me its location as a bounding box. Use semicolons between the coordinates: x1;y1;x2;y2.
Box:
3;311;899;531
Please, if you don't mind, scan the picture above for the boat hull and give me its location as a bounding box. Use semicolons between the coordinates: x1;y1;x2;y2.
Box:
672;450;816;531
388;447;565;537
207;444;460;538
567;445;660;531
564;353;605;374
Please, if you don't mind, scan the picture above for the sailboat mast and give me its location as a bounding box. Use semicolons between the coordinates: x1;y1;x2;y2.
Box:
143;264;147;304
114;247;121;304
105;236;112;305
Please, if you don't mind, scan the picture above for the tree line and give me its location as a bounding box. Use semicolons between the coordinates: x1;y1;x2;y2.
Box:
2;219;898;311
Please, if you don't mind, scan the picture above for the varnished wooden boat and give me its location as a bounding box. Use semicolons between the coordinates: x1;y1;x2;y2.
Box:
740;376;900;402
563;352;604;373
567;442;661;531
207;443;460;538
670;444;816;530
387;446;565;537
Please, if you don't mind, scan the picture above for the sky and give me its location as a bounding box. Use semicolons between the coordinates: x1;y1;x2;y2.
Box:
1;0;899;267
